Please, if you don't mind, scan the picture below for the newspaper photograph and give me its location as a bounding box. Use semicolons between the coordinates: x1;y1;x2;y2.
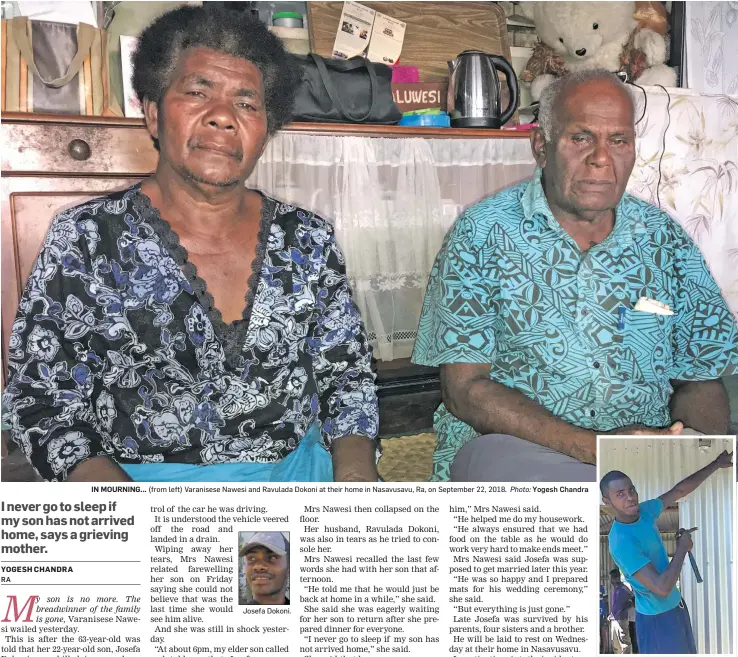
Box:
332;1;375;59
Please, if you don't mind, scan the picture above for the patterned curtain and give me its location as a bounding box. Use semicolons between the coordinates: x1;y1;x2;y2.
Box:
684;1;738;94
627;85;738;314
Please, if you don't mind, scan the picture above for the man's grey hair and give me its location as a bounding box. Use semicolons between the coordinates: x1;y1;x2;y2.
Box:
538;69;635;142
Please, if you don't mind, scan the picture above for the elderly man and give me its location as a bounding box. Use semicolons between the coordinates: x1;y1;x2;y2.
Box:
412;69;738;482
240;532;290;605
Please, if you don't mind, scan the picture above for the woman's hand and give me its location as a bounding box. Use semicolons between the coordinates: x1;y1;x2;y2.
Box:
67;456;133;482
330;435;378;482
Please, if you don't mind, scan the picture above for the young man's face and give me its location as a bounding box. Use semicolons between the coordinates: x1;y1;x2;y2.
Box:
603;477;639;519
245;546;288;600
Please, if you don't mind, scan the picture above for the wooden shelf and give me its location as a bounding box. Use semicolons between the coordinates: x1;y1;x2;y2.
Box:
1;112;146;127
284;122;530;139
1;112;530;139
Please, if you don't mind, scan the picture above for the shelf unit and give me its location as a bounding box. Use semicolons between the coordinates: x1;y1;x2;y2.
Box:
1;112;531;140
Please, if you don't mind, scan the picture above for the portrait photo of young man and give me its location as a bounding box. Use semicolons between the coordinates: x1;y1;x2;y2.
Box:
599;437;734;654
238;531;290;606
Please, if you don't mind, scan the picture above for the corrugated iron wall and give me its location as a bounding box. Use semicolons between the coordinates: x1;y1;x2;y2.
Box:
599;437;735;654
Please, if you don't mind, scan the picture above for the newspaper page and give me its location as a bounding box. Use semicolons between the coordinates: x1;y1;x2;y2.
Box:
365;13;406;66
1;6;737;655
2;440;735;655
0;481;600;656
331;1;375;60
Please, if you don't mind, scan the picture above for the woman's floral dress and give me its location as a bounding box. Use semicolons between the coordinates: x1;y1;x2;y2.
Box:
3;185;378;480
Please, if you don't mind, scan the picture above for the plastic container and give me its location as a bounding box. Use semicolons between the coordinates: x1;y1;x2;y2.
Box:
398;112;451;128
272;11;303;28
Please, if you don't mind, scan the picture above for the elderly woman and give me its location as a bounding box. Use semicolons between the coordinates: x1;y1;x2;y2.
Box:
3;6;379;482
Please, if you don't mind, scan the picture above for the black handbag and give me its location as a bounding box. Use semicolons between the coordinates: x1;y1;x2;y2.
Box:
292;53;402;124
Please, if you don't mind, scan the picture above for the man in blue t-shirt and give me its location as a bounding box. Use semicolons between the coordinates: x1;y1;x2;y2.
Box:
600;450;732;654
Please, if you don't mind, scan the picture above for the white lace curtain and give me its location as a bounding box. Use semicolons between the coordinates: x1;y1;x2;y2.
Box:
248;134;536;360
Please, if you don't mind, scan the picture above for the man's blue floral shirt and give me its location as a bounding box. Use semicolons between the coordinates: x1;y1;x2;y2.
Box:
413;169;738;481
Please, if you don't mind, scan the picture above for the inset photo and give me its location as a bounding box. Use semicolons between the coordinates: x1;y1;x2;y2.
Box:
238;531;290;606
598;436;734;655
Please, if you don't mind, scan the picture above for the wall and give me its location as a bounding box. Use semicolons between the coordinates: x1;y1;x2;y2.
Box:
107;1;201;109
599;437;735;654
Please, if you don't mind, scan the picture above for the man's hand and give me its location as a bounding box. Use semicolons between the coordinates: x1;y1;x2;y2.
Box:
575;430;597;465
441;363;597;464
676;527;695;553
713;450;733;469
605;422;683;436
670;379;729;435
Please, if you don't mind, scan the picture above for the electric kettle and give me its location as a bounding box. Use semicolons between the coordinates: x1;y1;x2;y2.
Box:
447;50;519;128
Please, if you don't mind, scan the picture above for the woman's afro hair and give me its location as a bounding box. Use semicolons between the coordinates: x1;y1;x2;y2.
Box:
131;5;302;134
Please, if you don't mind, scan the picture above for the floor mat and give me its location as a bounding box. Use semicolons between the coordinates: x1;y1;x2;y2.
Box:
378;433;436;482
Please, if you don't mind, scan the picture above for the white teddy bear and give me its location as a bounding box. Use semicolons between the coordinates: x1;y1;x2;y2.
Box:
521;1;677;101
